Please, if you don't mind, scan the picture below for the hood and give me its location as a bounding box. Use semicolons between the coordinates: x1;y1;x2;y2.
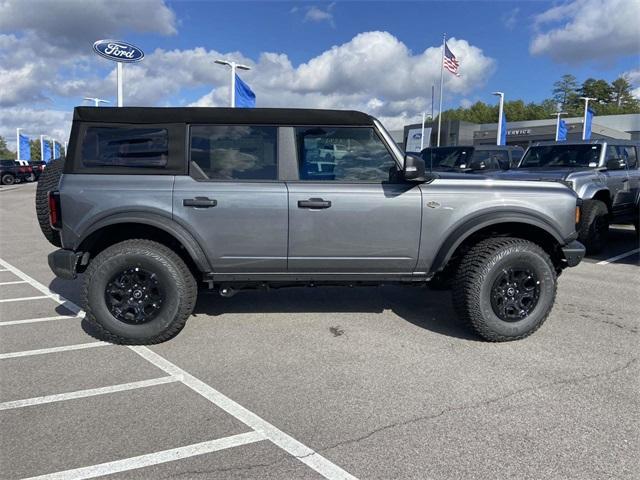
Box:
489;168;576;182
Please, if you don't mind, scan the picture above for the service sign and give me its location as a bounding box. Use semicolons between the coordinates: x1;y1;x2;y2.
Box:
93;40;144;63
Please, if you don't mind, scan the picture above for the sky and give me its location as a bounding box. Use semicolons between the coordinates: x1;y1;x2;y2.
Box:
1;0;639;151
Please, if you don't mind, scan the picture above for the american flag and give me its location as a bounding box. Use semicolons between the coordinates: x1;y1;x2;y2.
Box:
443;42;460;76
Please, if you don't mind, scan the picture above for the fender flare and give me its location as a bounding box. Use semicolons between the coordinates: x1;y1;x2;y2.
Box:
76;212;212;272
430;210;566;274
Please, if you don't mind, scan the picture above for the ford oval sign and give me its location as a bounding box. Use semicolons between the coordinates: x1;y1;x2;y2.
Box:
93;40;144;63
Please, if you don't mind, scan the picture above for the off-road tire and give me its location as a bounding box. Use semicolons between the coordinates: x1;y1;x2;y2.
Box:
1;173;15;185
35;158;64;247
83;239;197;344
578;199;609;254
452;237;557;342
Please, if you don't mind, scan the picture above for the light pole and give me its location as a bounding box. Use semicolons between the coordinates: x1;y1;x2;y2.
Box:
492;91;505;146
551;111;568;141
579;96;596;140
214;59;251;108
83;97;110;107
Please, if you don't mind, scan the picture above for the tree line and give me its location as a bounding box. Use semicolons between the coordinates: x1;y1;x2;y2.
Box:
0;137;65;161
441;74;639;124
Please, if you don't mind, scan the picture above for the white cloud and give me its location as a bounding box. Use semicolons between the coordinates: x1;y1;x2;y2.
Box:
0;0;176;54
530;0;640;63
501;8;520;30
0;108;72;152
291;3;336;27
624;69;640;100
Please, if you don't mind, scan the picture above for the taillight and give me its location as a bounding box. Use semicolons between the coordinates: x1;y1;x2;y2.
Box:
48;191;62;230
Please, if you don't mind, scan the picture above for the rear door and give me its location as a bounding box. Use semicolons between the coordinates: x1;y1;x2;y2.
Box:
604;145;633;214
286;126;422;274
620;145;640;209
173;125;288;273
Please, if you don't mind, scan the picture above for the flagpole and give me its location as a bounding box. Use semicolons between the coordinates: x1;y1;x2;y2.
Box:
16;128;20;161
437;33;446;147
420;112;426;151
580;96;596;140
230;62;236;108
40;135;44;162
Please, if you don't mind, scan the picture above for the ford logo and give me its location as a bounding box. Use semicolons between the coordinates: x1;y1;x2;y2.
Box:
412;133;422;139
93;40;144;63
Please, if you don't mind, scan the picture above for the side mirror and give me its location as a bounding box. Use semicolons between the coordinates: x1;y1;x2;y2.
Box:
606;157;626;170
403;154;426;181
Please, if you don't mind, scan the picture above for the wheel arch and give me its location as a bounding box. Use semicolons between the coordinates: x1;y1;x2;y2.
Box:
581;187;612;212
76;213;212;274
430;213;566;275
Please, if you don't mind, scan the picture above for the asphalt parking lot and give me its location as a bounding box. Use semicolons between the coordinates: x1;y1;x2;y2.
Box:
1;182;638;480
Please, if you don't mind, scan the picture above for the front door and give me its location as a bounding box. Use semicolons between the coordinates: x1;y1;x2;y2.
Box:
287;126;422;274
173;125;288;273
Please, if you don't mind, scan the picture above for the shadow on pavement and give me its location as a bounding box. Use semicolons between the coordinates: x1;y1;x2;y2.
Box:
586;225;639;265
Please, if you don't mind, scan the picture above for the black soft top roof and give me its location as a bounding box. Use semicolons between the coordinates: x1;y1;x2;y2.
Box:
73;107;375;126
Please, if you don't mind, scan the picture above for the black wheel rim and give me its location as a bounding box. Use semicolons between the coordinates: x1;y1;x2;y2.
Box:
490;266;541;322
105;267;164;324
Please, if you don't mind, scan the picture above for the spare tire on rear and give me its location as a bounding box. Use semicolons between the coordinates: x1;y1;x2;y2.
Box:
35;158;64;247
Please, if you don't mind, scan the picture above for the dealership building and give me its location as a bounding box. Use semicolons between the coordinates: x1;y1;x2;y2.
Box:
397;113;640;150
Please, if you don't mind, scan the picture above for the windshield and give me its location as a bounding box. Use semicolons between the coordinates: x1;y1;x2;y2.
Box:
519;145;601;168
421;147;474;170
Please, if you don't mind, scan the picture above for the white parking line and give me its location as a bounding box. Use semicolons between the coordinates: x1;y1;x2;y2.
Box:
133;346;359;480
0;280;28;286
22;431;266;480
0;314;85;327
0;341;108;360
597;248;640;265
0;295;50;303
0;257;359;480
0;376;178;411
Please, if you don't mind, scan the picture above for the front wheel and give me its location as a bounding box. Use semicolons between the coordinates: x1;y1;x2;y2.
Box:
578;199;609;254
452;237;557;342
83;239;197;344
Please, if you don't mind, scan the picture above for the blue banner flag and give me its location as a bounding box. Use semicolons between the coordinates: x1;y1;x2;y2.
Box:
584;108;594;140
19;134;31;161
557;119;568;141
53;141;61;158
234;74;255;108
43;140;52;162
499;110;507;146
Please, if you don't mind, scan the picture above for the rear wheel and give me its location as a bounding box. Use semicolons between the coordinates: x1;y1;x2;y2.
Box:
452;237;557;342
1;173;15;185
35;158;64;247
578;199;609;254
83;239;197;344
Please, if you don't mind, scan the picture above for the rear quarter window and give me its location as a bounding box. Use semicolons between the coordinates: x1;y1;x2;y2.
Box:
81;127;169;168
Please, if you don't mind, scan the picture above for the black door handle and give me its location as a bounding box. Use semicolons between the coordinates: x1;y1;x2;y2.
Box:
298;198;332;209
183;197;217;208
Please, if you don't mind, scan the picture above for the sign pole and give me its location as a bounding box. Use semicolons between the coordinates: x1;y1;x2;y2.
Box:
117;62;124;107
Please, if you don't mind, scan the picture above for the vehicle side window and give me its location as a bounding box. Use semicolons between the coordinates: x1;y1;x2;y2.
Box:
295;126;396;182
605;146;619;161
190;125;277;181
81;127;169;168
620;146;637;169
473;150;509;169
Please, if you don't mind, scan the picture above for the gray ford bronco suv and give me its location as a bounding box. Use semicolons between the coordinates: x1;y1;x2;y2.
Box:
39;107;584;344
493;140;640;253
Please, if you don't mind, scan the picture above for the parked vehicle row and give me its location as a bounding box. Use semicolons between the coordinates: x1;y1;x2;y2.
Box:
39;106;584;345
421;141;640;253
0;159;51;185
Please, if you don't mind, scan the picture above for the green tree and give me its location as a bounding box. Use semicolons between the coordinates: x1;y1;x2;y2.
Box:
611;76;639;110
552;74;579;109
0;136;16;159
30;139;41;161
579;78;614;108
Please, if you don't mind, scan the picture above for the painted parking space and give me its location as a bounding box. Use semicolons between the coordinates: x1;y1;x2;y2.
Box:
0;257;358;480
